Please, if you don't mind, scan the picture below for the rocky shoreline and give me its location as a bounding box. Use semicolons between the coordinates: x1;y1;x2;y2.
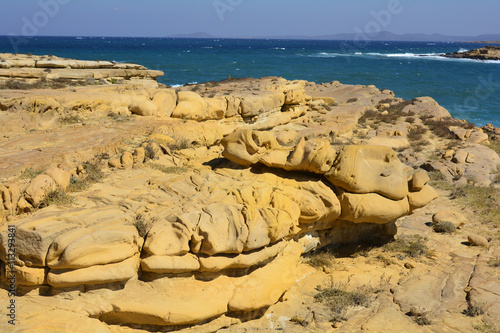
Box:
0;53;499;332
441;45;500;61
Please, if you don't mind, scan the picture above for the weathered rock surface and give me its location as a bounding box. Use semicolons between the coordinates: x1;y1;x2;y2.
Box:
433;210;468;228
0;55;498;332
326;145;412;200
221;129;336;173
0;53;162;88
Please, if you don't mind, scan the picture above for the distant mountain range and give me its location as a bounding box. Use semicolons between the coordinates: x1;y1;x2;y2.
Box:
168;31;500;42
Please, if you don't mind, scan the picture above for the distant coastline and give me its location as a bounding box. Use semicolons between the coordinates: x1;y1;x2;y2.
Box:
166;31;500;43
464;41;500;44
441;46;500;61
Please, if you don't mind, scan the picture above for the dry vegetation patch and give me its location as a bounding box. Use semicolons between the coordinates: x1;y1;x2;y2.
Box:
314;284;373;323
19;167;45;180
381;234;431;259
39;189;75;207
67;160;105;192
148;163;188;175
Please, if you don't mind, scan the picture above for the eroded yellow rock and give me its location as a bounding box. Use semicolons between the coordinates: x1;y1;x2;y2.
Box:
338;191;410;224
326;145;412;200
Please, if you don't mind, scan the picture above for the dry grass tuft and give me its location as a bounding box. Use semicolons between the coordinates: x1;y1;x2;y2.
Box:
314;284;372;323
20;167;45;180
39;190;75;208
449;185;500;229
358;100;413;125
149;163;188;175
473;322;500;333
433;221;456;233
67;160;105;192
413;315;432;326
303;251;336;268
133;214;152;238
382;234;430;259
463;304;484;317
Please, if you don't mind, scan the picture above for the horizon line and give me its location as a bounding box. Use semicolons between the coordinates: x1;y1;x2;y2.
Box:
2;36;500;44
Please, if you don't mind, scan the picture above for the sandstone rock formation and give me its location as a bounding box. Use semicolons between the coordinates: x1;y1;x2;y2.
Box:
0;53;499;332
0;53;163;89
223;130;437;225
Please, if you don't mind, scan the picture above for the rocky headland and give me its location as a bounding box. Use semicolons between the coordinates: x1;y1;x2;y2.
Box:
0;53;499;333
441;46;500;61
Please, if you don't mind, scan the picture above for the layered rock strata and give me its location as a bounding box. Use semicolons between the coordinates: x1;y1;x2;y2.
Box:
0;53;163;88
1;53;499;332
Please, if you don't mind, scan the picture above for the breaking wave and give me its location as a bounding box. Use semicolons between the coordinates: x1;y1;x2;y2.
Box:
309;51;500;63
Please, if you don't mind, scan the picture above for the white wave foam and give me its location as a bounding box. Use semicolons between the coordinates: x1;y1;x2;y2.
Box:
170;81;198;88
310;51;500;64
386;52;441;58
458;48;469;53
310;52;350;58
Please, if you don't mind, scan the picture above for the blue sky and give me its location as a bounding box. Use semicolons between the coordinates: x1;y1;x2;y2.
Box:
1;0;499;37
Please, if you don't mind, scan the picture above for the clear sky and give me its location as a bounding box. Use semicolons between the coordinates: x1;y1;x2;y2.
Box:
1;0;499;38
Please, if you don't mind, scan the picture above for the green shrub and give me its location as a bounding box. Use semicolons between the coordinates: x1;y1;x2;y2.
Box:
433;221;456;233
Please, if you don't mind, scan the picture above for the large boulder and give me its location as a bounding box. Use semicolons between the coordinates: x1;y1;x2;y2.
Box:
172;91;210;120
403;97;451;118
206;96;228;119
151;89;177;117
46;225;142;269
338;191;410;224
326;145;412;200
128;96;159;116
234;91;285;118
24;174;58;207
44;167;71;190
432;210;468;229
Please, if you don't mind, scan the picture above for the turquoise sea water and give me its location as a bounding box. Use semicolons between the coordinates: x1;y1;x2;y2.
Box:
1;36;499;126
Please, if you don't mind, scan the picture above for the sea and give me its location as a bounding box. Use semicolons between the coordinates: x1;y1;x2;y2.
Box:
1;36;499;126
